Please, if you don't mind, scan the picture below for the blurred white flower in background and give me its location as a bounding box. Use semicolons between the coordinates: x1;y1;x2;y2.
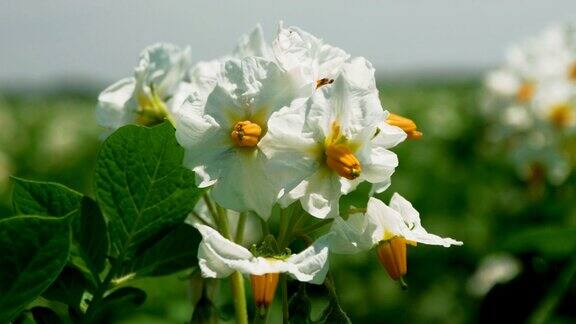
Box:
467;254;521;297
484;24;576;184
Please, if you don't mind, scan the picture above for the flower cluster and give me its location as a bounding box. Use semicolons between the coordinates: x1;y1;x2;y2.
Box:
484;24;576;184
97;22;460;316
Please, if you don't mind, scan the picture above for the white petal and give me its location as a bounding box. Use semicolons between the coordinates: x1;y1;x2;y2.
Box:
95;77;136;132
360;146;399;184
365;197;408;244
298;169;342;219
234;24;273;59
286;235;331;284
194;224;253;278
329;215;373;254
389;193;463;247
372;122;407;149
135;43;192;98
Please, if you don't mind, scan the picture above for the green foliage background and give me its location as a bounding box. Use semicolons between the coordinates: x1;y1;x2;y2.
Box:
1;79;575;323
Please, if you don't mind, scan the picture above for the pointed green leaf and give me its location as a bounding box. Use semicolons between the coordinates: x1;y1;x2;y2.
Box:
69;197;109;277
11;177;82;217
0;215;71;323
123;223;201;277
94;122;202;257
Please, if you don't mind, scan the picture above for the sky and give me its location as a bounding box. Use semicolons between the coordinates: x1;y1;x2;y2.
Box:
2;0;576;86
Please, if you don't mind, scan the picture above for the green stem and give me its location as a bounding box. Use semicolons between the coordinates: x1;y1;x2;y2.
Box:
528;255;576;324
203;194;219;224
297;219;334;236
82;257;122;323
213;204;248;324
235;212;247;244
281;274;289;323
230;271;249;324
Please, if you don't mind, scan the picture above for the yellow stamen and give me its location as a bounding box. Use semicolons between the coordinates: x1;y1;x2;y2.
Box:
250;273;279;309
386;113;423;140
516;82;535;103
549;103;573;128
326;144;362;180
316;78;334;89
230;121;262;147
376;237;408;281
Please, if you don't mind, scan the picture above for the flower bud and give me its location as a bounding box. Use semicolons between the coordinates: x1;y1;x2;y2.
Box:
516;82;535;103
231;121;262;147
325;144;362;180
250;273;279;308
376;237;408;281
386;113;422;140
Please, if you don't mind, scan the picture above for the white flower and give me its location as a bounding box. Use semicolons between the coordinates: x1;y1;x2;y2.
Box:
194;224;330;284
96;43;192;133
175;57;308;218
273;21;350;91
330;193;462;255
330;193;461;281
260;57;406;219
185;25;275;119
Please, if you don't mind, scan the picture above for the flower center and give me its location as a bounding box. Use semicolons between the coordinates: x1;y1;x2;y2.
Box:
386;113;422;140
316;78;334;89
376;237;408;281
516;82;535;103
325;144;361;180
250;272;279;309
549;103;573;128
569;62;576;82
136;87;170;126
231;120;262;147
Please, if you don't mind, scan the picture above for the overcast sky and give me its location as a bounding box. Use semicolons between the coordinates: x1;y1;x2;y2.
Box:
2;0;576;85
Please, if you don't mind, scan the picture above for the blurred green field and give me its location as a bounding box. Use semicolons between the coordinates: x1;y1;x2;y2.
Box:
1;79;575;323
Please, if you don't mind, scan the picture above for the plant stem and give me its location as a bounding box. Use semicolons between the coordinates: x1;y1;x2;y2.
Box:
82;257;122;323
235;212;247;244
528;255;576;324
230;271;249;324
213;204;248;324
281;274;289;323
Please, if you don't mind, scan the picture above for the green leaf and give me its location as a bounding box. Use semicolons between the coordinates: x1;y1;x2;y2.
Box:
68;197;109;278
10;178;108;282
11;177;82;217
123;223;201;277
42;267;91;308
102;287;147;308
502;226;576;259
30;306;63;324
288;283;312;324
0;215;71;323
94;122;202;257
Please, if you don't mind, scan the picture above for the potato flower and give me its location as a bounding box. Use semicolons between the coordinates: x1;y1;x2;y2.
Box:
175;57;308;218
330;193;461;284
194;224;330;308
260;57;406;219
96;43;192;133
